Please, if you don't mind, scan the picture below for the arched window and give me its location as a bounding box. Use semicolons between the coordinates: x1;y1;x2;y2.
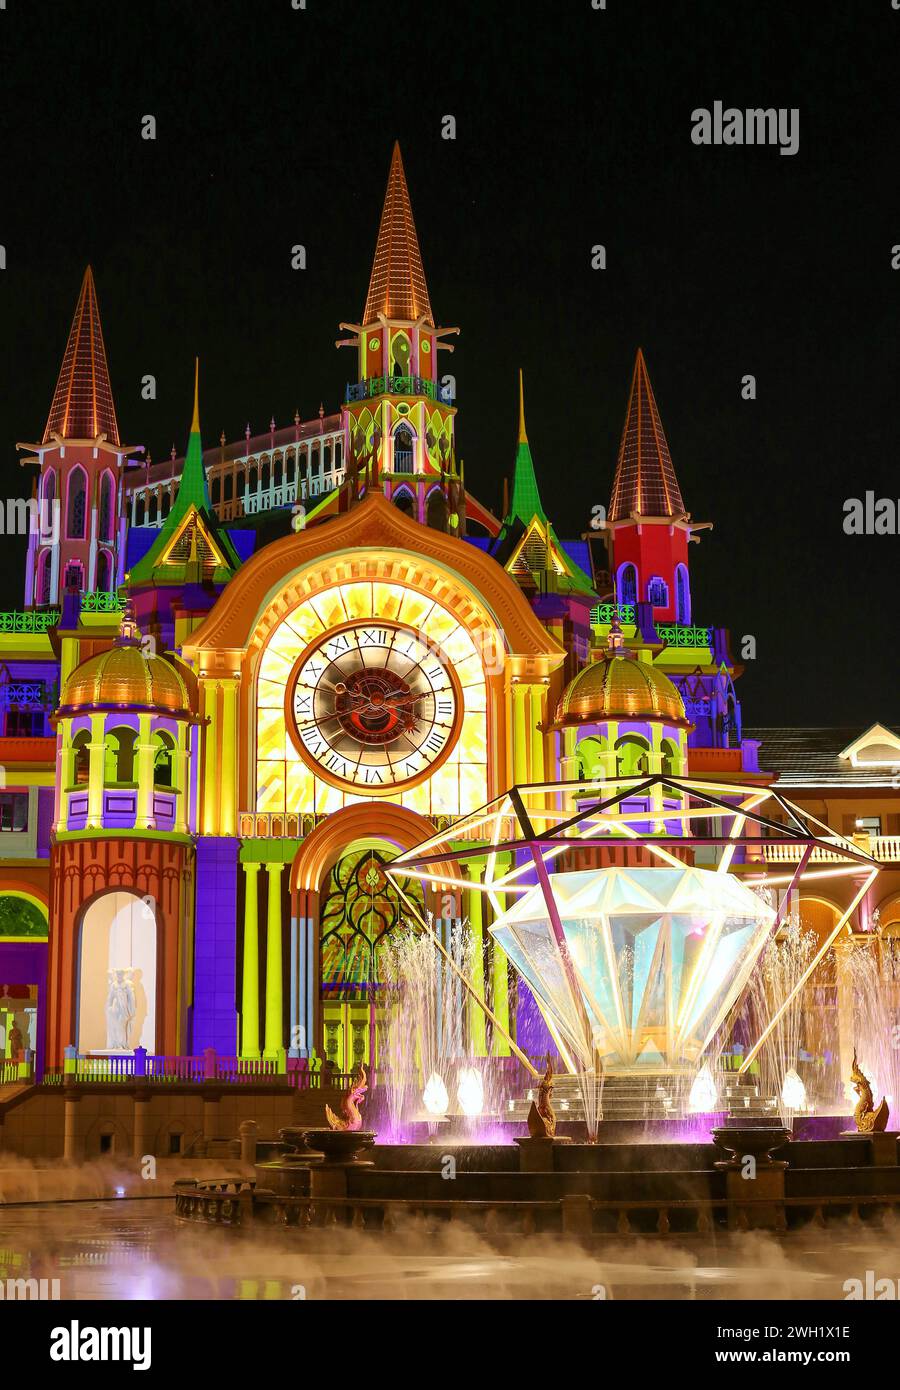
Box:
576;735;607;782
660;737;680;776
223;474;233;502
67;467;87;539
161;491;171;519
390;331;411;377
261;460;270;491
274;455;283;487
104;726;137;784
96;549;113;593
426;487;447;531
42;469;56;537
72;729;91;784
615;734;650;778
393;487;415;518
99;472;115;542
617;562;638;607
394;427;414;474
37;550;53;605
211;477;221;505
136;496;146;526
249;466;258;492
675;564;691;624
152;731;176;788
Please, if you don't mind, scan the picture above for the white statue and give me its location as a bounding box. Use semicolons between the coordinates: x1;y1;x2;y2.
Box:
105;969;136;1050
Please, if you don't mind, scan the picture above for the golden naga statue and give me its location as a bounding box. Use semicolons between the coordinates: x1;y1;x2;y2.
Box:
850;1051;890;1134
527;1057;557;1139
325;1062;368;1132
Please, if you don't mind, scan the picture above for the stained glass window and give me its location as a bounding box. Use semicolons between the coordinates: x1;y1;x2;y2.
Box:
320;849;425;997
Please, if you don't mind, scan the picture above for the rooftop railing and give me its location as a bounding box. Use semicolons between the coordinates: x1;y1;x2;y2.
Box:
346;375;454;404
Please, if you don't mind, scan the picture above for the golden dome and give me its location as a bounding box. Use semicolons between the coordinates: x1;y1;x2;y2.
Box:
554;653;689;729
58;636;194;718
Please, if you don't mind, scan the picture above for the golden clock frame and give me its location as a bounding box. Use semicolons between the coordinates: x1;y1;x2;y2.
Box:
283;617;466;796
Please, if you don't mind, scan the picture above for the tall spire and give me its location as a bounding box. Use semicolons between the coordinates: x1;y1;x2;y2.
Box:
127;362;238;586
363;142;434;325
506;370;547;524
43;266;120;446
177;357;212;513
608;349;685;522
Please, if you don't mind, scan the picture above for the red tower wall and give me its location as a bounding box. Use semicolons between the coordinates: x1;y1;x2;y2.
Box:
611;521;690;623
46;838;194;1067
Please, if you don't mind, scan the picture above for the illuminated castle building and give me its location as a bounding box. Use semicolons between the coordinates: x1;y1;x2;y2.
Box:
1;143;898;1083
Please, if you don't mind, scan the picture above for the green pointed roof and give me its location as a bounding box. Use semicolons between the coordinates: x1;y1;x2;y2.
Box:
128;361;241;586
506;370;547;525
497;371;595;596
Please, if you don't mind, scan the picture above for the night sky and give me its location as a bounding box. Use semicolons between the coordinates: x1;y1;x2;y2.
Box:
0;0;897;726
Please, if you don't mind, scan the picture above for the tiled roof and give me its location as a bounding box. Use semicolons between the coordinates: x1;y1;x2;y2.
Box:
608;348;684;522
747;726;900;787
363;143;434;325
44;266;120;446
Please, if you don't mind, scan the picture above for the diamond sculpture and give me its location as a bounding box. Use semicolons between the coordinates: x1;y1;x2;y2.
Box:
489;865;777;1071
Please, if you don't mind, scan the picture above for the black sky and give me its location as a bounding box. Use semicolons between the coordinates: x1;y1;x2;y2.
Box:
0;0;897;725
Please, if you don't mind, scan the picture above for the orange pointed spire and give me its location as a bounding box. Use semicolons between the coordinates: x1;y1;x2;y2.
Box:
43;266;120;446
608;349;684;522
362;143;434;325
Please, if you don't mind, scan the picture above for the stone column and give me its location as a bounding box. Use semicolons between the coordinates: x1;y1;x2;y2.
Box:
86;711;106;829
512;683;529;784
219;678;238;836
63;1092;83;1162
529;684;546;783
201;679;220;835
466;863;487;1056
173;722;189;833
133;1093;153;1160
491;853;511;1057
264;862;285;1063
241;863;261;1059
239;1119;258;1164
134;712;155;830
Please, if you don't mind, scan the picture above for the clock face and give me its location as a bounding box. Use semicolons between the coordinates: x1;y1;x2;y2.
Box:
287;620;461;792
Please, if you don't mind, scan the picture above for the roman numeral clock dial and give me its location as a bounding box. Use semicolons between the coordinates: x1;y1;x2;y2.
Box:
287;620;462;793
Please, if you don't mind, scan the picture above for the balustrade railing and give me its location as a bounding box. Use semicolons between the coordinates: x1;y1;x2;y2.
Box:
0;591;125;634
61;1047;285;1085
655;623;714;647
0;609;61;633
762;835;899;863
345;375;453;404
0;1056;33;1085
80;590;127;613
174;1183;900;1237
590;603;636;626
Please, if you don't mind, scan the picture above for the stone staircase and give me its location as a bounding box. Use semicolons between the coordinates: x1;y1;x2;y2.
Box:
507;1070;781;1124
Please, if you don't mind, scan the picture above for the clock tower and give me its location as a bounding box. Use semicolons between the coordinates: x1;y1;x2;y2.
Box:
337;144;463;533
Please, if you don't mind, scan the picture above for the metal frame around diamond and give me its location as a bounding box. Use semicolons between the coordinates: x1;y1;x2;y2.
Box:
387;775;880;1073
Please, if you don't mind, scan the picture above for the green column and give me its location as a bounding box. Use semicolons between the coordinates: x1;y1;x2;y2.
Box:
467;862;487;1057
264;861;285;1065
241;863;261;1059
491;853;511;1057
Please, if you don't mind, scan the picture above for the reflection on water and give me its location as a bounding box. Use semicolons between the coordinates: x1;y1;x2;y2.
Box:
0;1199;893;1300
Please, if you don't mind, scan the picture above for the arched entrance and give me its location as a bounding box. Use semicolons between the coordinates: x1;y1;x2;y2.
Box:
291;803;445;1071
319;841;425;1072
77;891;157;1054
